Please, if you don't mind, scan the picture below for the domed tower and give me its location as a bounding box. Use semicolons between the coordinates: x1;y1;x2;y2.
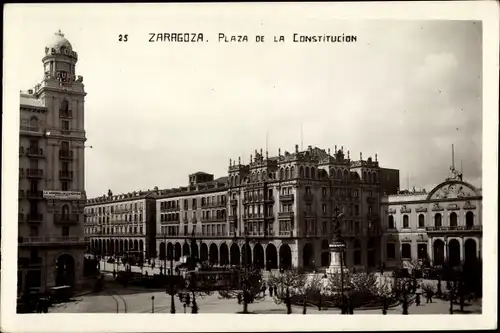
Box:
18;30;87;294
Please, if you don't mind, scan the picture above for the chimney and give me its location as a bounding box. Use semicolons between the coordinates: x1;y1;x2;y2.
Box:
360;152;362;160
295;144;299;153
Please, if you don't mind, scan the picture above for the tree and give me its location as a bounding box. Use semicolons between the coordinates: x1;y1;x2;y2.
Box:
218;268;265;314
294;272;323;314
269;269;303;314
326;271;380;313
183;271;215;314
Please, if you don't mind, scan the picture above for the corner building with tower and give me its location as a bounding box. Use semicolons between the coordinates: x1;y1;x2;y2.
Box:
18;31;87;294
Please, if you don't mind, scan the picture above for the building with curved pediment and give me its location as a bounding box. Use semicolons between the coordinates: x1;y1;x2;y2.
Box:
380;168;482;268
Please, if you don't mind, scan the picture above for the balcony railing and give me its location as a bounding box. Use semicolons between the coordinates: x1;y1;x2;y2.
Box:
27;169;43;178
278;211;294;219
27;148;44;158
264;196;275;203
160;206;180;212
19;236;87;246
59;150;74;160
304;211;316;218
279;230;293;237
279;194;294;202
54;213;80;225
426;225;482;232
304;193;314;201
27;214;43;223
230;199;238;206
20;126;41;134
366;197;377;203
27;190;43;199
201;216;226;223
59;170;74;179
59;110;73;119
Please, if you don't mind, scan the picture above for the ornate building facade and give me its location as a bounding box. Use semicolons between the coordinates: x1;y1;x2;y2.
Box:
84;191;157;260
18;31;87;294
380;168;482;269
147;145;399;271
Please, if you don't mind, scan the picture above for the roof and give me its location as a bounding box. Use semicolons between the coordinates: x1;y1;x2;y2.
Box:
46;30;73;52
20;94;45;108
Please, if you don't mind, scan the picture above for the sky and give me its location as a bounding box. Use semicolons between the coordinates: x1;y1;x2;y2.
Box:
7;5;483;198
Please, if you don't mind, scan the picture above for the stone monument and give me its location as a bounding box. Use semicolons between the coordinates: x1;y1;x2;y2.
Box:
326;207;346;274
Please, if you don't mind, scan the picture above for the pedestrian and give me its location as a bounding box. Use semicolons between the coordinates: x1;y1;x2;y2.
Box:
274;285;278;296
36;300;42;313
269;285;274;297
112;269;116;279
42;298;49;313
262;285;267;297
416;293;421;306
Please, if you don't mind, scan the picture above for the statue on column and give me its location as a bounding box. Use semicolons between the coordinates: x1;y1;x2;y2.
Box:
332;206;343;242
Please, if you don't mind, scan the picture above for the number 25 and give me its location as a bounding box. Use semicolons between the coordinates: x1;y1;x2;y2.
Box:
118;34;128;42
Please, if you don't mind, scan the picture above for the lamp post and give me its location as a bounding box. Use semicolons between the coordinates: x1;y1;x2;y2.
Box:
151;295;155;313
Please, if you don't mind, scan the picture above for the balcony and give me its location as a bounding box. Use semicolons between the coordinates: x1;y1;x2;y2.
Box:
59;110;73;119
18;213;24;222
264;196;275;203
59;150;74;160
19;236;87;247
304;211;316;218
367;212;379;220
27;190;43;199
279;230;293;237
27;147;45;158
54;213;80;225
20;126;42;136
426;225;482;233
59;170;73;179
27;169;43;178
304;193;314;202
279;194;294;202
230;199;238;206
27;214;43;223
278;211;294;219
18;190;25;199
201;216;226;223
366;197;377;204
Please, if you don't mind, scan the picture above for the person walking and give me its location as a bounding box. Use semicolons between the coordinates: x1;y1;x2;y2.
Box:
416;292;421;306
112;269;116;279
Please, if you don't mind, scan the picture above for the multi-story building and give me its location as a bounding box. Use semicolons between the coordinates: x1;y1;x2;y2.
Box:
18;31;87;294
84;190;157;261
150;145;399;271
380;167;482;269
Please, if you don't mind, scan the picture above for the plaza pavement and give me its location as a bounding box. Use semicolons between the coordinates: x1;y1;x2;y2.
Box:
49;279;482;314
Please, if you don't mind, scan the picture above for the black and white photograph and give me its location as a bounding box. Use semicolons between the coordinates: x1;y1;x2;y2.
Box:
1;2;498;332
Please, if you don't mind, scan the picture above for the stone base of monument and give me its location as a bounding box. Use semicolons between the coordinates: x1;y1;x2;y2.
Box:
326;241;346;275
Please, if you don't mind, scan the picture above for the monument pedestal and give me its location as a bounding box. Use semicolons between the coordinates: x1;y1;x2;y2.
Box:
326;241;346;275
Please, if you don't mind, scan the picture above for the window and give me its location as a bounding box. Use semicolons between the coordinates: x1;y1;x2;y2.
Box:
30;226;38;237
418;214;425;228
354;205;359;216
354;222;360;233
322;221;327;233
322;204;327;214
62;226;70;237
449;212;458;227
368;206;373;214
184;225;188;235
369;190;373;197
434;213;442;227
305;187;311;194
401;243;412;259
61;120;70;130
322;187;327;196
353;190;359;198
465;211;474;228
403;215;409;228
354;251;361;265
387;243;396;259
417;244;427;260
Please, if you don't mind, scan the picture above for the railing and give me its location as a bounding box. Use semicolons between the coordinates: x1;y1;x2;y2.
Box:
20;126;40;133
366;197;377;203
59;170;73;179
27;147;44;158
304;212;316;218
59;110;73;118
27;169;43;178
279;230;293;237
59;150;74;160
304;193;314;201
201;216;227;222
279;194;294;201
230;199;238;206
278;211;294;219
426;225;482;232
27;190;43;199
160;206;180;212
264;196;275;203
27;214;43;223
19;236;87;246
54;213;80;224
